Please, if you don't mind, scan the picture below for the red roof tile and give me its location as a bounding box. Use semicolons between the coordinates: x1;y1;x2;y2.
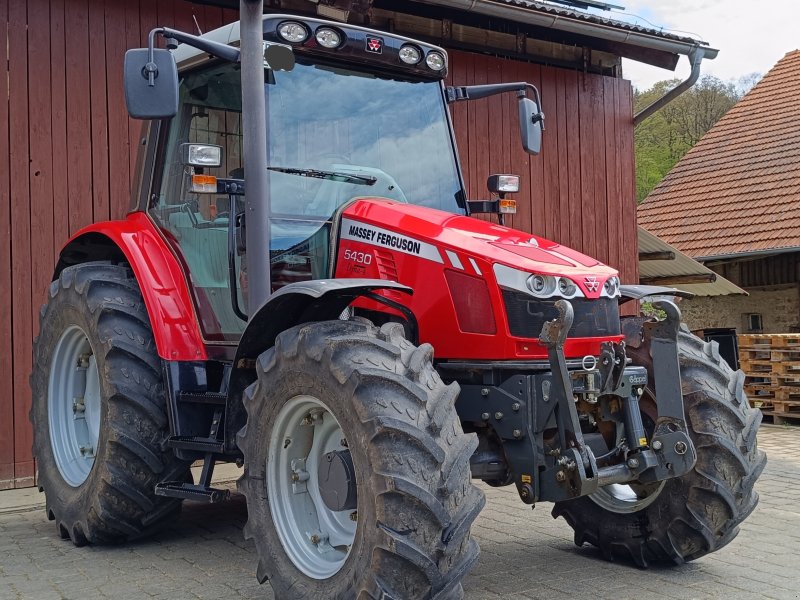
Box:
637;50;800;258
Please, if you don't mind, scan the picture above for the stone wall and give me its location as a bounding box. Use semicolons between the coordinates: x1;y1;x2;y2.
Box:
679;285;800;333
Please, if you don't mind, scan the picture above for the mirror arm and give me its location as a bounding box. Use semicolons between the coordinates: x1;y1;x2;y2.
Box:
516;85;545;131
143;26;242;86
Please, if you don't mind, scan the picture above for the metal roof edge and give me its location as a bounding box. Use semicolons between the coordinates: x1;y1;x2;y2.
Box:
694;246;800;262
410;0;718;60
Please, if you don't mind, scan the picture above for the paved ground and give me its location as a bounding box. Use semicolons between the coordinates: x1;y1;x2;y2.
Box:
1;424;798;600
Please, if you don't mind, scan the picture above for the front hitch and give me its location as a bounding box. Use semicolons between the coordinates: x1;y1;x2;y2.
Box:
635;300;697;482
536;299;696;502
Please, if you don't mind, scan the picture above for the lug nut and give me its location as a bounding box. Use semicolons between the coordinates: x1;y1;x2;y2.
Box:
513;429;523;439
494;412;504;421
555;470;566;482
481;388;489;396
675;441;688;455
310;534;320;545
512;402;520;411
652;440;663;451
481;412;490;421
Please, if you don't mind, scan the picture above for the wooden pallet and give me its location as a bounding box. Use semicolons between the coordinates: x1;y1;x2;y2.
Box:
739;334;800;424
739;333;800;348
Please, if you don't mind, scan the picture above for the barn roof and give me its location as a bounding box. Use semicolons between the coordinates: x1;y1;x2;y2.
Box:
638;50;800;260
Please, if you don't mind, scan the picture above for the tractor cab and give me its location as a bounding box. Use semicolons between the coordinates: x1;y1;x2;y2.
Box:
143;24;469;340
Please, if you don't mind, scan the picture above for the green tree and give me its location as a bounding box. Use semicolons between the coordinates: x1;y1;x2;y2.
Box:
634;73;759;201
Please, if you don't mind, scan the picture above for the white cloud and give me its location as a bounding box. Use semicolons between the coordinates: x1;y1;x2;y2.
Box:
609;0;800;90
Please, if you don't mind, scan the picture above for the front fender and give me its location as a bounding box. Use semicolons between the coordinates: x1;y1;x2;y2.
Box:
56;212;207;361
224;279;413;451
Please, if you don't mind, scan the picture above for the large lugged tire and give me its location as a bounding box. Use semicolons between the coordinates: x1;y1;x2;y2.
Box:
552;327;766;566
237;320;484;599
30;262;192;545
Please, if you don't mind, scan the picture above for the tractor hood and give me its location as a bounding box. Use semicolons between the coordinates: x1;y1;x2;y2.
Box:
342;198;618;296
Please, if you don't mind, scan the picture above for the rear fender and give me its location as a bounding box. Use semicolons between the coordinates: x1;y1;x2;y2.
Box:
224;279;413;451
55;213;207;361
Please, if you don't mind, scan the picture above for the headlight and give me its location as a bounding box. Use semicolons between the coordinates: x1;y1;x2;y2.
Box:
315;27;342;49
526;274;557;297
278;21;309;44
399;45;422;65
558;277;577;296
425;51;446;71
604;276;620;297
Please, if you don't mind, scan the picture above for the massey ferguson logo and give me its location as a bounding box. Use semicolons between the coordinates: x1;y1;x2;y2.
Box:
584;276;600;292
366;36;383;54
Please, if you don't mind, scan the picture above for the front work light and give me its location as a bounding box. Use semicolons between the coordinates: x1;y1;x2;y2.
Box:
180;143;222;168
315;27;342;49
425;51;446;71
399;45;422;65
278;21;309;44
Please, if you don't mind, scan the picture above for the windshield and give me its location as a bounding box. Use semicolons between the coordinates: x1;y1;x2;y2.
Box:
150;58;465;341
266;60;465;216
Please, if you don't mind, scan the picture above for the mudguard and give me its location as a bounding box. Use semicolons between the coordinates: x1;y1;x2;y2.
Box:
224;279;413;451
55;213;207;361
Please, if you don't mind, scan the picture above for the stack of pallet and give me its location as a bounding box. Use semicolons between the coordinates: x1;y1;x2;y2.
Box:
739;334;800;425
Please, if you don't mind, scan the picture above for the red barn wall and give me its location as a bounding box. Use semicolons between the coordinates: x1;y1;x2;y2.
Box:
0;0;637;488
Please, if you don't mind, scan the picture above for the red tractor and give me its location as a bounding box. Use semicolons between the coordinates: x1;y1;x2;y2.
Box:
31;4;765;598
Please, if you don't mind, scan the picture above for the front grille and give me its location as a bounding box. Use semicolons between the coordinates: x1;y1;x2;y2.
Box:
502;291;621;338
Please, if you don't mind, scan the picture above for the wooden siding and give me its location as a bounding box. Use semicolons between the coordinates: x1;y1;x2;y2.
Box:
0;0;637;488
446;50;637;282
0;0;240;490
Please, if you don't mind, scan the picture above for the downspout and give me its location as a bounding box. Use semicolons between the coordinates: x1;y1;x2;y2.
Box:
633;47;704;126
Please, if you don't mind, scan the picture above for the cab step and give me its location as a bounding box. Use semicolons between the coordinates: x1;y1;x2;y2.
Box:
177;391;227;405
167;436;225;453
155;481;230;503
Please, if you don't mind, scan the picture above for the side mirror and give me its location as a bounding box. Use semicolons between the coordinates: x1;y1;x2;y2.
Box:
124;48;179;119
518;97;543;155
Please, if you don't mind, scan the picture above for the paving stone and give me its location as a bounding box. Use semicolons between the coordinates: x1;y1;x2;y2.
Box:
0;424;797;598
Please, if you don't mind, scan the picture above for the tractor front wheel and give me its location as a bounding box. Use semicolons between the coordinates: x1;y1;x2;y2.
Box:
552;327;766;566
236;320;484;599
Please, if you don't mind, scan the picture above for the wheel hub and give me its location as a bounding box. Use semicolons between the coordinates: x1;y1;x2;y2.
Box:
267;396;357;580
318;450;358;512
47;326;101;487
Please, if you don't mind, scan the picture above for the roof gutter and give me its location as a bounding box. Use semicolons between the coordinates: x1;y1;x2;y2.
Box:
411;0;718;124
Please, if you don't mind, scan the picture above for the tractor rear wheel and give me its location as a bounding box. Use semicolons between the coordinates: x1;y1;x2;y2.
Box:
237;320;484;599
30;262;192;545
552;327;766;566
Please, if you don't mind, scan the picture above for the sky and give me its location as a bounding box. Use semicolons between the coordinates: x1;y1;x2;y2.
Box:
593;0;800;91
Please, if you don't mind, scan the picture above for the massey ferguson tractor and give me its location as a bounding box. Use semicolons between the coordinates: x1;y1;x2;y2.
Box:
31;2;765;598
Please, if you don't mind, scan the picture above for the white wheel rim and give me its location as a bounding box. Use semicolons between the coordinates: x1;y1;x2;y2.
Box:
267;395;357;579
47;325;101;487
589;480;665;514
